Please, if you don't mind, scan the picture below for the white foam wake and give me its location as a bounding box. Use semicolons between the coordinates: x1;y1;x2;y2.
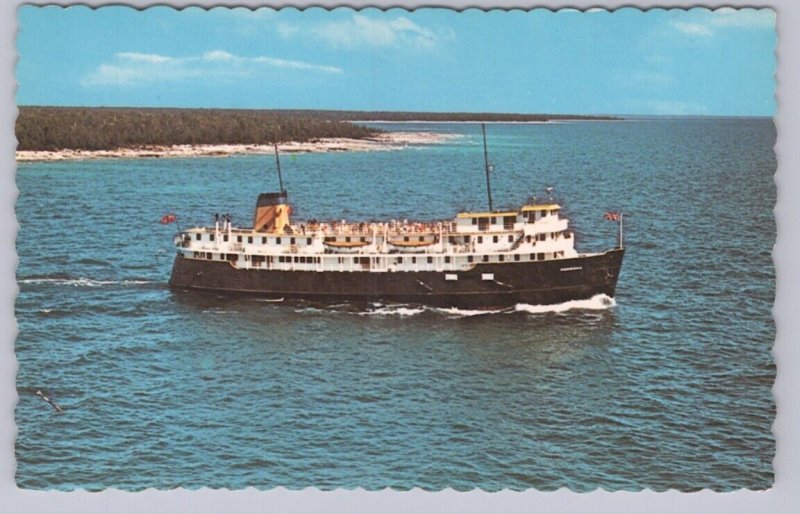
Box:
514;294;616;314
358;305;427;317
18;277;155;287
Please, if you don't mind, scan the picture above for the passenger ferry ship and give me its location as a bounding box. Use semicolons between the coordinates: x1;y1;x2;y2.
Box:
169;127;624;309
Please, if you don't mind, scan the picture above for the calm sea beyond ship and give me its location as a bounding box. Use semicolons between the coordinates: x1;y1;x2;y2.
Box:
168;126;625;309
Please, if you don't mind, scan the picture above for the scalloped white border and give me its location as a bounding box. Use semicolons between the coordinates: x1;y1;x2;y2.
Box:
2;1;797;512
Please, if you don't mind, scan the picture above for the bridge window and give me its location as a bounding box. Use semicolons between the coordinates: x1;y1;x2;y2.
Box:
503;216;515;230
471;218;477;225
223;235;229;242
493;236;498;243
195;234;201;241
209;234;215;242
491;217;496;224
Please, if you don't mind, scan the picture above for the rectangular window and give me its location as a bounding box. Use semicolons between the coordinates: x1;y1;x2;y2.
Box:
508;235;514;243
419;236;424;242
397;257;403;264
237;236;242;243
491;217;496;224
499;255;505;262
493;236;498;243
307;238;312;245
361;237;366;242
427;256;433;264
262;237;267;244
468;256;474;263
465;235;471;243
503;216;515;230
195;234;201;241
346;237;351;243
482;273;494;281
514;254;520;261
478;236;483;244
444;256;451;264
445;274;458;281
276;237;281;244
290;237;296;245
537;253;545;261
471;218;477;225
530;253;536;261
209;234;215;242
478;218;489;231
223;235;229;242
353;257;359;264
247;236;253;244
404;236;409;242
482;255;489;262
411;257;417;264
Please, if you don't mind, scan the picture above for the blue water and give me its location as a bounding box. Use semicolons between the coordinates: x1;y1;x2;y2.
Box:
15;119;775;491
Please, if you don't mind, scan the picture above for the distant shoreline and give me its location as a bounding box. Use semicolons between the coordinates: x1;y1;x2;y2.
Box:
15;131;460;162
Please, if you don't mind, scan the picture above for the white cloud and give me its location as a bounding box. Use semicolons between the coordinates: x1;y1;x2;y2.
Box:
280;14;451;50
710;8;775;28
670;21;713;37
628;71;677;87
648;100;709;115
82;50;342;86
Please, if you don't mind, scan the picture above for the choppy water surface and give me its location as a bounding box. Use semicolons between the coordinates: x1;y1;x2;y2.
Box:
15;119;775;490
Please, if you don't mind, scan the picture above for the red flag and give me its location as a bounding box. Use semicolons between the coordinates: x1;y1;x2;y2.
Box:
160;214;177;224
604;212;620;221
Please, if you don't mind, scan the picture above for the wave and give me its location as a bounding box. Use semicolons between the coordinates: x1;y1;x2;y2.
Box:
328;294;616;318
514;294;616;314
358;305;426;317
18;276;158;287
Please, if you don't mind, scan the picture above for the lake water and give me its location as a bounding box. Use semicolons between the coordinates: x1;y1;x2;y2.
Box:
14;119;776;491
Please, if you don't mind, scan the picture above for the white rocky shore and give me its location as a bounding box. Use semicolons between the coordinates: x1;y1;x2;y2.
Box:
16;131;460;162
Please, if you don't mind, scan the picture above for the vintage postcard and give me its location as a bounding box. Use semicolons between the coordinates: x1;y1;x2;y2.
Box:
11;1;778;501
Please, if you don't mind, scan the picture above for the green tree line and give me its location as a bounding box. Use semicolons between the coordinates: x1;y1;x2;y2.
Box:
16;106;619;151
15;107;381;151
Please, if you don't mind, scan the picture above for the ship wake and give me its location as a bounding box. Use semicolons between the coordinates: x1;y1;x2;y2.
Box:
351;294;616;318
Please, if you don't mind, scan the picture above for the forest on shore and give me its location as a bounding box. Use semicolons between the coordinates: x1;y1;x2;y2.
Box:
16;106;619;151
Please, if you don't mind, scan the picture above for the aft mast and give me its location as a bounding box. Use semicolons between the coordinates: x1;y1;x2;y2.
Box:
481;123;494;212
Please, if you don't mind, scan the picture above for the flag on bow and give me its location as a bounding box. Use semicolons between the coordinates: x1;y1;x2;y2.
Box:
160;213;177;224
604;211;621;221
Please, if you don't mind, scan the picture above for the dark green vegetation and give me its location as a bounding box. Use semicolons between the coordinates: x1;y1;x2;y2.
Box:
16;106;619;151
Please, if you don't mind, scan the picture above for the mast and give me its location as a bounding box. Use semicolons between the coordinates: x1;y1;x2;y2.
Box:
481;123;493;212
274;143;285;194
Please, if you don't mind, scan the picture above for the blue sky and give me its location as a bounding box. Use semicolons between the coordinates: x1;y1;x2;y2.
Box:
16;6;776;116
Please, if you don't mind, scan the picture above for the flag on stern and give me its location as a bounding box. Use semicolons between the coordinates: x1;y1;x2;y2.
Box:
604;211;621;221
160;213;177;224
